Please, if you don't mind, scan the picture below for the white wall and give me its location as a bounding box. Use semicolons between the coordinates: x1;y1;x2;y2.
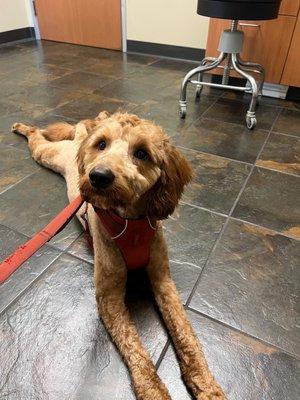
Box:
0;0;33;33
126;0;209;49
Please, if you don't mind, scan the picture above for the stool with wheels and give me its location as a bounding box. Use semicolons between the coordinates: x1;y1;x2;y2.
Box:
179;0;282;130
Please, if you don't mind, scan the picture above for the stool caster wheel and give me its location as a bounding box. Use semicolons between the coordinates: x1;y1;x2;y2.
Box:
179;105;187;119
195;86;203;99
246;116;256;130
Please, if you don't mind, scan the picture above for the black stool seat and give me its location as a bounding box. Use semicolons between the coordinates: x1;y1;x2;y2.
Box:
197;0;282;20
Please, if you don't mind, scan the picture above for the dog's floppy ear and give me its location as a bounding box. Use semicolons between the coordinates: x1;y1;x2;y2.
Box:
143;142;193;220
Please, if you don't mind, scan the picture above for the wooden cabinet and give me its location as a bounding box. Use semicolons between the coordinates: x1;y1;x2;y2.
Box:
279;0;300;16
205;0;300;86
281;16;300;87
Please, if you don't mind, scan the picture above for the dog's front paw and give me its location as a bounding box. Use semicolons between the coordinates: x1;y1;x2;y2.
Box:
133;370;171;400
196;386;227;400
183;370;226;400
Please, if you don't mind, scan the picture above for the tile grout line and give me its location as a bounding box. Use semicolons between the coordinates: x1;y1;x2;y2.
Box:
0;251;62;317
176;144;253;167
0;240;95;317
0;171;37;196
184;216;230;307
178;201;300;242
253;163;300;179
184;111;282;307
155;339;171;370
272;130;300;140
229;216;300;241
179;201;228;218
186;306;300;361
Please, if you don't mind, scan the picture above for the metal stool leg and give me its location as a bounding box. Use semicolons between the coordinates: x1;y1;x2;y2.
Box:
232;53;258;129
179;52;226;118
236;55;265;96
195;57;216;99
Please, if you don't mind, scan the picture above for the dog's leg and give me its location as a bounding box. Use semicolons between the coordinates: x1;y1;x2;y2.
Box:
12;122;72;175
93;241;171;400
147;235;226;400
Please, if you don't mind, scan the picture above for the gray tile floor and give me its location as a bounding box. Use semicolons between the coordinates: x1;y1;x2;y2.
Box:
0;39;299;400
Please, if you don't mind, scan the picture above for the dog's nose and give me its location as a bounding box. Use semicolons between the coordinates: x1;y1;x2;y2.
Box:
89;168;115;189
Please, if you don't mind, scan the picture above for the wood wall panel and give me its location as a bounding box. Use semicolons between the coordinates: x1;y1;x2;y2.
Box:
35;0;122;50
205;16;296;83
279;0;300;16
281;16;300;87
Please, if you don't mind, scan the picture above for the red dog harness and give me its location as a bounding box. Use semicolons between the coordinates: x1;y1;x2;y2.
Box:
0;196;157;283
92;207;156;270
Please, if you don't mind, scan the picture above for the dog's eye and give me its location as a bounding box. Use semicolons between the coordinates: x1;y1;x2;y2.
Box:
99;140;106;151
134;149;148;160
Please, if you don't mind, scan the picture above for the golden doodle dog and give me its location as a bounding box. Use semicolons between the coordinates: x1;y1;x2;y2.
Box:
12;112;226;400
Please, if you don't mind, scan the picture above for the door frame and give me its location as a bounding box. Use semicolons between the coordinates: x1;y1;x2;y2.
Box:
28;0;126;51
121;0;127;52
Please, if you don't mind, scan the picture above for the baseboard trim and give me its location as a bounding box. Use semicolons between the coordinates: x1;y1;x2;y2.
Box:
127;40;205;62
286;86;300;102
0;27;35;44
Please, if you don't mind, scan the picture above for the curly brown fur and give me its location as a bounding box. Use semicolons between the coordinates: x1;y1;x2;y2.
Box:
12;112;226;400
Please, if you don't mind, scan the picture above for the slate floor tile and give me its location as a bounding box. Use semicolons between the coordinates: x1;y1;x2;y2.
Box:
0;254;168;400
169;261;200;304
150;58;200;73
0;224;60;314
53;93;137;121
156;74;224;99
205;97;281;130
0;145;40;193
122;53;158;66
163;203;226;268
16;63;73;83
82;57;144;78
232;167;300;238
67;233;94;264
0;43;28;58
180;148;251;214
0;169;83;250
158;310;300;400
132;93;217;132
223;90;300;110
256;132;300;176
173;117;268;163
0;108;49;137
189;219;300;356
0;64;73;97
126;64;185;87
98;79;165;104
7;83;85;110
272;108;300;137
40;52;93;70
0;119;34;151
31;112;77;128
49;71;116;93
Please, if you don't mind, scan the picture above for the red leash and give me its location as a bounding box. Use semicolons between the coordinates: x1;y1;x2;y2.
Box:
0;195;84;284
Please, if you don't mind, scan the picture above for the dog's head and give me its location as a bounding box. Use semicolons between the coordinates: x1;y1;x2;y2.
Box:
77;112;192;219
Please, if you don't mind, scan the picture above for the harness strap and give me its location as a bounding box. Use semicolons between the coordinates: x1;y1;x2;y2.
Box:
0;195;84;284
